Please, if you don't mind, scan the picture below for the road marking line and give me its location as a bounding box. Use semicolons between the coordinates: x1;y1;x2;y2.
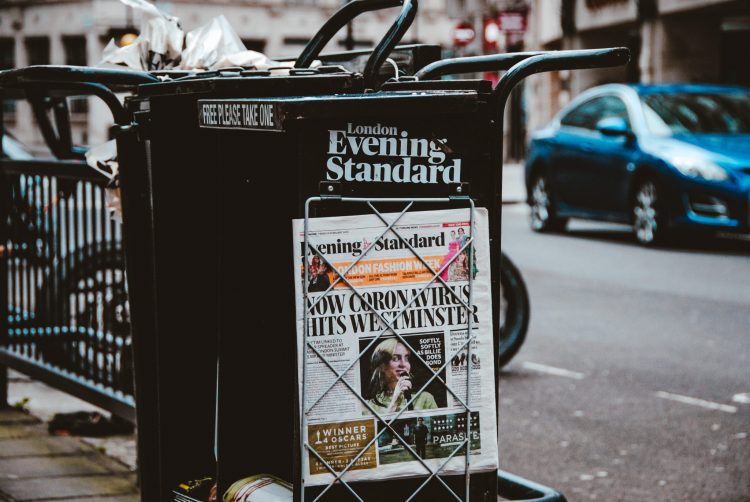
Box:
732;393;750;405
522;362;585;380
655;391;737;413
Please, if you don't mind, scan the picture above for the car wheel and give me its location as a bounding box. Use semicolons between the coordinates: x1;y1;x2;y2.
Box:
631;178;668;246
529;175;567;232
498;252;530;368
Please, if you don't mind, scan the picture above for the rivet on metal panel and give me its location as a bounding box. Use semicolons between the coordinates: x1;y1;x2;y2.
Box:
449;183;471;200
319;181;342;198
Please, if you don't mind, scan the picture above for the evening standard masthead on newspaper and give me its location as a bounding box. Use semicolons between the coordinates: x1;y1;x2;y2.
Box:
292;208;498;486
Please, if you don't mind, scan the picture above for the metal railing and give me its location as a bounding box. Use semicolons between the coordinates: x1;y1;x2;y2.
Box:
0;158;135;421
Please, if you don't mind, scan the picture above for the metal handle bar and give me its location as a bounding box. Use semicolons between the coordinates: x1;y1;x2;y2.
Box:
0;65;158;88
0;66;156;155
294;0;418;90
493;48;630;110
27;81;130;125
498;470;567;501
0;65;155;159
22;81;130;162
415;52;544;80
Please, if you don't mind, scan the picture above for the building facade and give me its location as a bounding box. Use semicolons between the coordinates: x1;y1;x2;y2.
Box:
524;0;750;140
0;0;456;152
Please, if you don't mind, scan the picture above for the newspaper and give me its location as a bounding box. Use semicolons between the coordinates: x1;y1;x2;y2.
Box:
292;208;498;487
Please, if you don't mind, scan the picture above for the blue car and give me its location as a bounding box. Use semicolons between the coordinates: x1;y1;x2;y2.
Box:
525;83;750;245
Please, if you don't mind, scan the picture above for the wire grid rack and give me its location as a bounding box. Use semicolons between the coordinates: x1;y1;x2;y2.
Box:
301;195;481;502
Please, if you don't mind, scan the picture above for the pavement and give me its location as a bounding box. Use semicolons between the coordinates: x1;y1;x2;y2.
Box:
502;162;526;204
0;405;138;502
5;371;138;471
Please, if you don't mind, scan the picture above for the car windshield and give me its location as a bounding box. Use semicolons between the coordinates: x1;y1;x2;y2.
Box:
641;91;750;135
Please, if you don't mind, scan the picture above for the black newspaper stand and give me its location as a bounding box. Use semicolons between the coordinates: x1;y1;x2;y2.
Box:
118;43;628;500
114;0;441;498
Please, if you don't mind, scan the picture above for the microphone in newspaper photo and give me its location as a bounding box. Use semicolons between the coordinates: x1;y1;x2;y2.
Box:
393;373;414;411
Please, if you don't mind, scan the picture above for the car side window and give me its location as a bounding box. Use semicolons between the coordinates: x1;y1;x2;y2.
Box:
560;95;632;130
560;98;606;130
598;95;632;128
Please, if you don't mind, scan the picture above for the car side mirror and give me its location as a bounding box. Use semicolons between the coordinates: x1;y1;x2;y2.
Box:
596;117;633;138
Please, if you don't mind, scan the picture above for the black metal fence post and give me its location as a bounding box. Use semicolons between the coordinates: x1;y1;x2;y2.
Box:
0;162;9;408
0;86;7;408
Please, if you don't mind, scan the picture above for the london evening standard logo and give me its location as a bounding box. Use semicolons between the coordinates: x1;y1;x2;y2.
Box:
326;123;461;184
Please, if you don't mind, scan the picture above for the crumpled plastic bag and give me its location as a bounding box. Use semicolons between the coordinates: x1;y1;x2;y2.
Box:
85;140;123;224
140;17;185;61
100;39;142;71
100;0;284;72
180;15;244;70
100;0;183;70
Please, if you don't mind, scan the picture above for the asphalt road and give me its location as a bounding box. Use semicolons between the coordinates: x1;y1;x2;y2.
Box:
497;204;750;501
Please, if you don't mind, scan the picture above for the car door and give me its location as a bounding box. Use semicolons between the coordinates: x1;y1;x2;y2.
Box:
551;97;606;211
580;95;638;215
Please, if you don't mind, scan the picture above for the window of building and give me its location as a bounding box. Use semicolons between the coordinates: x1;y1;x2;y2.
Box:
242;39;266;53
283;37;312;47
0;38;14;69
0;38;15;115
25;37;50;66
63;36;87;66
63;36;88;114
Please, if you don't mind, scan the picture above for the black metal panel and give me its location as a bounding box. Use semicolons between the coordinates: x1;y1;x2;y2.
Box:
117;122;163;500
129;92;222;496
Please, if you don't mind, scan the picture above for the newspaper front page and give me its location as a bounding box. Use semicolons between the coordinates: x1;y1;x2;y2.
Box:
293;208;498;487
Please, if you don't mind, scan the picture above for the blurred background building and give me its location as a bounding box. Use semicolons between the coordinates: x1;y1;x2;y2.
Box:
524;0;750;151
1;0;748;159
0;0;455;151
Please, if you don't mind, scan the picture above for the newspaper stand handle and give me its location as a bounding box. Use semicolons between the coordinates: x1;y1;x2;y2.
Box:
294;0;418;89
0;65;158;89
414;52;544;80
0;65;158;127
491;48;630;113
0;66;153;159
497;470;567;502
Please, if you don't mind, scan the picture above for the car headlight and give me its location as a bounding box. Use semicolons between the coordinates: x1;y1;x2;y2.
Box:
670;157;729;182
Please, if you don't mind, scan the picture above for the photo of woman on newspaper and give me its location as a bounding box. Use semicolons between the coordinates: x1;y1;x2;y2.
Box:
448;251;470;282
364;339;438;414
307;254;331;292
439;227;477;282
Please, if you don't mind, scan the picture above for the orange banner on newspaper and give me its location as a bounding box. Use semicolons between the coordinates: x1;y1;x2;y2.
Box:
329;255;445;287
